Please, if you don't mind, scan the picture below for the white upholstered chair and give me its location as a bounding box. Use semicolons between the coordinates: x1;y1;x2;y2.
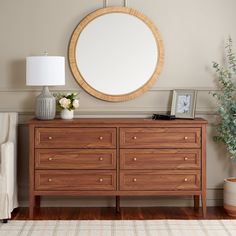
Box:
0;112;18;222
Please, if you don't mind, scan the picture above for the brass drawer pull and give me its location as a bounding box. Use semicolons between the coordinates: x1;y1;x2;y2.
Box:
133;157;137;161
48;136;53;140
48;178;52;182
48;157;53;161
184;136;188;140
99;157;103;161
133;178;137;182
99;136;103;140
184;157;188;161
184;178;188;182
133;136;137;140
99;178;103;182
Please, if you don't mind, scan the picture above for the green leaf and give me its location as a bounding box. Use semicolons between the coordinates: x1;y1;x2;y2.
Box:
211;37;236;162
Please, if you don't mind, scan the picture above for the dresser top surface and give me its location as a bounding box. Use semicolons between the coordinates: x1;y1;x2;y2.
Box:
28;117;207;125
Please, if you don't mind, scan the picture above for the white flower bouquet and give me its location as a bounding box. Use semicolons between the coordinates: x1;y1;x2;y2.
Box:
54;92;79;111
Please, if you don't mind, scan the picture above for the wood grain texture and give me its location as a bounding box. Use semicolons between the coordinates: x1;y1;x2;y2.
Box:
120;127;201;148
29;118;207;126
29;123;35;218
35;127;116;149
11;207;232;220
31;190;202;196
28;118;207;218
35;149;116;170
120;170;200;191
120;149;200;170
68;7;164;102
35;170;116;191
201;124;207;217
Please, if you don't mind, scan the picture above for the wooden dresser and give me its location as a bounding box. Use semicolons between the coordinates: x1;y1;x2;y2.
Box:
29;118;207;218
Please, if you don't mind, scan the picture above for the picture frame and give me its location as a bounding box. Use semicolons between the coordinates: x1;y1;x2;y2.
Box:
170;90;197;119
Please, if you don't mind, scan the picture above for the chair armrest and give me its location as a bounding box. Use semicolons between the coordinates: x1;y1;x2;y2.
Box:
0;141;15;195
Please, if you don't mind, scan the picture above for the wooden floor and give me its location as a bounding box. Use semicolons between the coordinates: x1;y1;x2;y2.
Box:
11;207;235;220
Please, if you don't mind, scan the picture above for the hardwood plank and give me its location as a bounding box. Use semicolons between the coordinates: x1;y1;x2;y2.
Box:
11;207;234;220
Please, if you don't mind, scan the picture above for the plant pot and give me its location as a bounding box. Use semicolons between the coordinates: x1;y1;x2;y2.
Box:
60;109;74;119
224;177;236;217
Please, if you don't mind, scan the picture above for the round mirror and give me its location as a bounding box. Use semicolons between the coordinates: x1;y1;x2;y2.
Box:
69;7;164;102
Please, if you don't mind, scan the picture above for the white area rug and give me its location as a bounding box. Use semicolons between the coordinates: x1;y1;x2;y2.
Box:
0;220;236;236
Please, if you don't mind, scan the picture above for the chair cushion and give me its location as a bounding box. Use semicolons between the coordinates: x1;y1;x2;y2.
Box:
0;114;9;145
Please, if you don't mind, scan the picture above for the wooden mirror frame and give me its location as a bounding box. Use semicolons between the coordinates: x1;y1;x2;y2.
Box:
68;7;164;102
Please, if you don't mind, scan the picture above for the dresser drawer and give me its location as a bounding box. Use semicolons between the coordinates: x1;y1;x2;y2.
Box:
35;128;116;148
35;149;116;170
35;170;116;191
120;170;200;191
120;128;201;148
120;149;200;170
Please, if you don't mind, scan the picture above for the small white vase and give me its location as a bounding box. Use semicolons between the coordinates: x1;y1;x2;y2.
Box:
224;177;236;217
60;109;74;119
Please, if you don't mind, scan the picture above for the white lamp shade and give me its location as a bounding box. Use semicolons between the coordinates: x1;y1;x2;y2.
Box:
26;56;65;86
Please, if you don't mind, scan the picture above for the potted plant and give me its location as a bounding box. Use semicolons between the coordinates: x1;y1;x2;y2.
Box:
54;92;79;119
211;37;236;216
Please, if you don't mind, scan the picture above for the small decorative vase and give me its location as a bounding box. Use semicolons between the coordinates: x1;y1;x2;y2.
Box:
60;109;74;119
224;177;236;217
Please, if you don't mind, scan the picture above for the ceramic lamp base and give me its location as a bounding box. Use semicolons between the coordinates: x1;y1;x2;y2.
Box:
35;86;56;120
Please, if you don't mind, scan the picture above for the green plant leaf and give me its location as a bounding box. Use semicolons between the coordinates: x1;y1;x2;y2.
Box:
211;37;236;162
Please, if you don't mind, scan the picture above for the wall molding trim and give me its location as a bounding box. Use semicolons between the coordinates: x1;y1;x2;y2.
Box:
0;87;222;93
2;110;217;124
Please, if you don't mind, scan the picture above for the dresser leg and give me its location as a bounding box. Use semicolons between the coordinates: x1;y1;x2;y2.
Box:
116;196;120;213
201;193;207;218
194;195;200;209
29;195;36;219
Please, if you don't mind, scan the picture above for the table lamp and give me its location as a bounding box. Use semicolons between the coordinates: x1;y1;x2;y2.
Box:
26;56;65;120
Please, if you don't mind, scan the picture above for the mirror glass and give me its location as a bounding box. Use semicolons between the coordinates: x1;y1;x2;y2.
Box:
69;7;164;101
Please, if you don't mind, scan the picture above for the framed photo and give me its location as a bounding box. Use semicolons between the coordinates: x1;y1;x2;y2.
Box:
171;90;197;119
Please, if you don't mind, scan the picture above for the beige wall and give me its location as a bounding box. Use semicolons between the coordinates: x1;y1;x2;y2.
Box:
1;0;236;207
